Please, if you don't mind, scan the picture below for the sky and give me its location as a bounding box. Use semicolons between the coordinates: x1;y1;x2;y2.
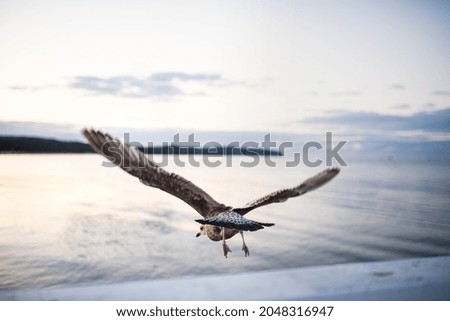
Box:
1;0;450;141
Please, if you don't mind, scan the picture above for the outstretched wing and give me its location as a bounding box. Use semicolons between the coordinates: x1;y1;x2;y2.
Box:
233;168;340;215
82;129;230;217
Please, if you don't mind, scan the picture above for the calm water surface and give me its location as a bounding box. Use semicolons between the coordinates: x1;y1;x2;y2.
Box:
1;154;449;292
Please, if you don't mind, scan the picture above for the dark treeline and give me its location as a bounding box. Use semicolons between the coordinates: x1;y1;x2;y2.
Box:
0;136;91;153
0;136;282;156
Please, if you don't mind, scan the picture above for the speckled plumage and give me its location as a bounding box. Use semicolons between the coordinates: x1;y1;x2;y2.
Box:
196;211;274;231
83;129;340;258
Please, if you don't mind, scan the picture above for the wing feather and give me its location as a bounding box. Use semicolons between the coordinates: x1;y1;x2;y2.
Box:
82;129;230;217
233;168;340;215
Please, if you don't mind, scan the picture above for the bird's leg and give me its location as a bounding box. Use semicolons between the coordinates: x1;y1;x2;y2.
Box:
240;231;250;257
222;227;232;258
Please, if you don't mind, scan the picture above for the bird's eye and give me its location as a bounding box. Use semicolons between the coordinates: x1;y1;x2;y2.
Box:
200;226;204;230
214;227;221;234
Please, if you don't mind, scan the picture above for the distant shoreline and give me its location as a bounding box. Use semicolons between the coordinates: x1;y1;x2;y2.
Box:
0;136;282;156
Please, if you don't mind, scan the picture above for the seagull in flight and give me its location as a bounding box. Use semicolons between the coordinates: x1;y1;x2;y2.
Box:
82;129;340;258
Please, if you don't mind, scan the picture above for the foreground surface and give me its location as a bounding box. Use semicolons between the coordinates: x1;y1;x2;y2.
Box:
3;256;449;300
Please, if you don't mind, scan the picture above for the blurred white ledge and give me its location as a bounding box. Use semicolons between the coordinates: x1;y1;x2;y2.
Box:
3;256;450;300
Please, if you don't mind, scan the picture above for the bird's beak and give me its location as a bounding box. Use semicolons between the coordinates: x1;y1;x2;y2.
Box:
196;232;201;238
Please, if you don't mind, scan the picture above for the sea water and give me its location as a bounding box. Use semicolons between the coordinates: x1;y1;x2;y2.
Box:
0;154;449;292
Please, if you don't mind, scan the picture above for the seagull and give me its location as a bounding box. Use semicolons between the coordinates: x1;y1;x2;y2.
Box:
82;129;340;258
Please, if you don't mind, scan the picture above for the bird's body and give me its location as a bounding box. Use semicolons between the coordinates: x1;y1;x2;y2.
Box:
201;224;237;242
82;129;340;258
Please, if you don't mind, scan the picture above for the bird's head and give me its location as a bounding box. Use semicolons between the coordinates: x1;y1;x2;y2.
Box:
195;224;235;241
196;225;205;238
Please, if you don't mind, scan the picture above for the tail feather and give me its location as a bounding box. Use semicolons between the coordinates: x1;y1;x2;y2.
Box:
195;217;274;232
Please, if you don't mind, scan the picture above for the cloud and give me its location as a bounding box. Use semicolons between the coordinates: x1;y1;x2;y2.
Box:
70;72;226;98
149;72;221;82
422;102;436;108
71;76;181;97
390;83;405;90
0;121;81;141
7;84;56;91
8;85;35;91
432;90;450;96
301;108;450;133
